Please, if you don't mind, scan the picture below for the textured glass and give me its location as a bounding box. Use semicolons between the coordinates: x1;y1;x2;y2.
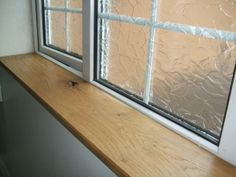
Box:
99;20;148;96
100;0;151;18
158;0;236;32
47;0;65;7
44;1;83;57
67;13;83;55
97;0;236;142
150;29;236;137
68;0;82;8
47;11;66;50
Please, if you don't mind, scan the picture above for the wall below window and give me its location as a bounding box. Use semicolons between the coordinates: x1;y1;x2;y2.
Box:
0;66;116;177
0;0;34;57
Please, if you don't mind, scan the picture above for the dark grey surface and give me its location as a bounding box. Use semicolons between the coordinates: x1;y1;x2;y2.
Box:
0;65;116;177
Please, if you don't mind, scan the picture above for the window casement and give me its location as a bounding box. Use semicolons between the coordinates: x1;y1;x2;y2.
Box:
33;0;236;166
36;0;83;71
95;0;236;145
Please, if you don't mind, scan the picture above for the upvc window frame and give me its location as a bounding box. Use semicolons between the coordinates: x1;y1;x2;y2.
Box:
35;0;83;72
32;0;236;166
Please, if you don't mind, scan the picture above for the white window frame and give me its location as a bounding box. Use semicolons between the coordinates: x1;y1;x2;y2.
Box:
32;0;236;166
35;0;83;72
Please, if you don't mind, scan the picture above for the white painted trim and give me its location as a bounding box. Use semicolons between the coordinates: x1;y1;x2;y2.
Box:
97;13;236;42
82;0;94;82
44;6;83;13
40;46;83;70
143;0;158;103
36;51;83;78
218;74;236;166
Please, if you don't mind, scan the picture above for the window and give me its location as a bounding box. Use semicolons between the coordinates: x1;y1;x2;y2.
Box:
95;0;236;144
33;0;236;165
36;0;83;71
43;0;83;58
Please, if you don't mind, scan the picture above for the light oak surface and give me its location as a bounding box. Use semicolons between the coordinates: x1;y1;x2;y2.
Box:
0;53;236;177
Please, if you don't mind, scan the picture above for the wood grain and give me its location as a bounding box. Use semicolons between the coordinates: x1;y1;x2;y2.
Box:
0;53;236;177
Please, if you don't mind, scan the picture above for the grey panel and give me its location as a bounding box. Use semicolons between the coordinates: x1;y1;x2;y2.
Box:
0;66;116;177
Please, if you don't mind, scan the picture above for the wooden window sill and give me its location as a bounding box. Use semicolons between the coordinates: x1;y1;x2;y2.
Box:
0;53;235;177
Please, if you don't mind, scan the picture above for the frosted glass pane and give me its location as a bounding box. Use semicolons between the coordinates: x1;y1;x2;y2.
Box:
67;13;83;56
46;0;82;8
68;0;82;8
44;10;82;57
150;29;236;137
47;0;65;7
158;0;236;32
47;11;66;50
100;0;151;19
99;20;148;96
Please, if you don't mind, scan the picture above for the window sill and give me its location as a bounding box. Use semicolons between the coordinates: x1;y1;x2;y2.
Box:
0;53;235;177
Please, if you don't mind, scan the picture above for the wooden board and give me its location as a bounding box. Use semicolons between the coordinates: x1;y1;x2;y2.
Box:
0;53;236;177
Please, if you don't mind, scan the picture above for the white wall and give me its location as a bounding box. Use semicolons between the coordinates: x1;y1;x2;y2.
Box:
0;0;34;57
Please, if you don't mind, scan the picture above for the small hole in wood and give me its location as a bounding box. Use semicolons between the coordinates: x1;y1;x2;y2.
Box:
68;80;79;87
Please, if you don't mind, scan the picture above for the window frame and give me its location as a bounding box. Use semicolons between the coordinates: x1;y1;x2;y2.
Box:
94;0;236;145
35;0;83;71
32;0;236;166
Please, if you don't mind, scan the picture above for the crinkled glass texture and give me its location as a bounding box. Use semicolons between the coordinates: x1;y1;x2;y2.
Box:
67;13;83;55
44;0;83;57
98;20;148;96
46;11;66;50
47;0;82;8
158;0;236;32
68;0;82;8
109;0;151;18
98;0;236;142
47;0;65;7
151;29;236;136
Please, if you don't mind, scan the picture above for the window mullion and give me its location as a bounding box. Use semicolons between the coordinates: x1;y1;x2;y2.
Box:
82;0;94;81
44;7;82;13
143;0;159;104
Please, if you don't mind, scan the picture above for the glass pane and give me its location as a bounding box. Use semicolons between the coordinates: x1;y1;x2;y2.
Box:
46;11;66;50
68;0;82;9
67;13;83;56
44;9;83;57
158;0;236;32
47;0;65;7
98;20;148;96
99;0;151;19
150;29;236;137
